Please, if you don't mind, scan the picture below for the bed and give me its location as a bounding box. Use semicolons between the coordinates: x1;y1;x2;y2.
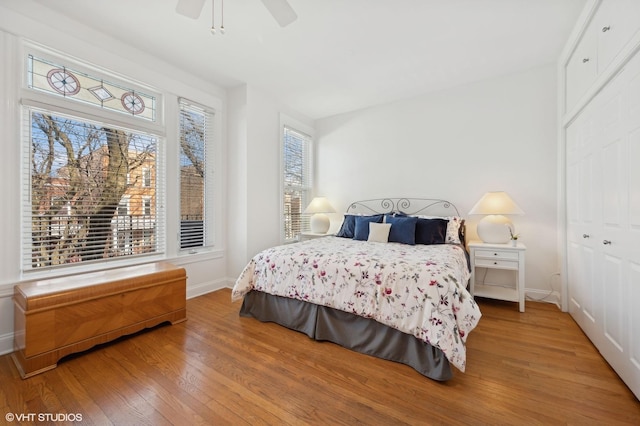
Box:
232;198;481;380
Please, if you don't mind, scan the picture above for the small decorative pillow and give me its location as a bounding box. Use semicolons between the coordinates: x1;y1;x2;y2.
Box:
445;216;463;244
413;215;463;244
415;218;448;244
353;215;384;240
367;222;391;243
335;214;358;238
384;215;417;245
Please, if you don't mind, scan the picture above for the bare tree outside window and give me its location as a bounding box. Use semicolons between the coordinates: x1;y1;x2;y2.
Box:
27;110;158;268
179;102;208;249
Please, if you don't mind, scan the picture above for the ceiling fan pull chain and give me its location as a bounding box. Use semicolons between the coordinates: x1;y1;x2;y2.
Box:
210;0;216;34
220;0;225;34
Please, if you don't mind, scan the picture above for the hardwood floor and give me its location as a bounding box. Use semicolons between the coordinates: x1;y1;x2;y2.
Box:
1;288;638;425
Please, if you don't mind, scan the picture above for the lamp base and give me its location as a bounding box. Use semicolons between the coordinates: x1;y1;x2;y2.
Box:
477;215;512;244
309;213;330;234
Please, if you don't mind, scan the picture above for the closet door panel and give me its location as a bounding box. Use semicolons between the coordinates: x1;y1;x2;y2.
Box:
601;132;626;253
630;129;640;227
601;254;623;352
566;25;598;111
629;262;640;389
596;0;640;73
601;140;623;227
578;154;595;224
626;86;640;397
581;246;597;327
568;242;598;338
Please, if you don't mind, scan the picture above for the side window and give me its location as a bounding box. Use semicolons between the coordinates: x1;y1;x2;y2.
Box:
282;125;312;241
178;99;214;250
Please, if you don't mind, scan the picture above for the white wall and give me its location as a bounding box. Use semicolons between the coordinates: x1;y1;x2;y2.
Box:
316;65;561;301
227;86;250;278
226;84;314;279
0;5;230;355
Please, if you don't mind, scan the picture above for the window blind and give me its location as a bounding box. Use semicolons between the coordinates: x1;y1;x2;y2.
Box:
21;106;165;271
283;125;312;240
178;99;214;250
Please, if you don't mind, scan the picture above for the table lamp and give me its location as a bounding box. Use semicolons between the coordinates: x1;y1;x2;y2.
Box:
468;191;524;243
303;197;335;234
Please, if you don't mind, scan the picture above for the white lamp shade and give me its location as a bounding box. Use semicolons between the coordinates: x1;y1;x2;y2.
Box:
303;197;335;214
468;191;524;216
304;197;335;234
469;192;524;244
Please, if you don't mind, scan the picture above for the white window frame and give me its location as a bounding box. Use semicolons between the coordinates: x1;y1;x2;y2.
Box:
20;44;166;275
141;167;151;187
118;196;131;216
178;98;216;252
143;196;152;216
280;114;314;243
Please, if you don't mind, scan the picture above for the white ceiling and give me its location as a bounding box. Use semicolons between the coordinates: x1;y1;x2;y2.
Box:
13;0;586;119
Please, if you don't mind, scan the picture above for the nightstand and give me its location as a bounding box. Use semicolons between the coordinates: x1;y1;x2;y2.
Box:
299;232;331;241
468;240;526;312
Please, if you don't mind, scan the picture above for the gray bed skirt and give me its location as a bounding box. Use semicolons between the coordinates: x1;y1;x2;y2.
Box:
239;290;453;381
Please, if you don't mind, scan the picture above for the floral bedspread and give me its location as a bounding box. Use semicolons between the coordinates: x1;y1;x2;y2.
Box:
232;237;481;372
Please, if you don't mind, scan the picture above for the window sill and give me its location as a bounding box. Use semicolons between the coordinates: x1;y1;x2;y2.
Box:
173;248;224;265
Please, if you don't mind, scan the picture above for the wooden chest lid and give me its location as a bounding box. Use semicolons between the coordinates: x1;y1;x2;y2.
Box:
14;262;186;312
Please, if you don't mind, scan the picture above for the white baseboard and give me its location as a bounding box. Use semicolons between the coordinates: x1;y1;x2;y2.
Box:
186;277;231;299
0;332;14;356
525;288;561;309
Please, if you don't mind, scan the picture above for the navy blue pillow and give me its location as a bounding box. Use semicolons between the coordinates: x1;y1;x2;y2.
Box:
415;218;448;245
385;215;418;245
353;215;383;240
336;215;358;238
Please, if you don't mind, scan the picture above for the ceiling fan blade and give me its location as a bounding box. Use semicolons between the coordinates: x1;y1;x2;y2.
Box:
176;0;206;19
260;0;298;27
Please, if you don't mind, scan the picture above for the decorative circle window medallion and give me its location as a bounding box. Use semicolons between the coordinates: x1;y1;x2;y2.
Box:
47;68;81;96
121;92;145;115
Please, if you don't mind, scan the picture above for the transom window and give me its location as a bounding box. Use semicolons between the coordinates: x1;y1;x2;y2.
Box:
27;55;156;121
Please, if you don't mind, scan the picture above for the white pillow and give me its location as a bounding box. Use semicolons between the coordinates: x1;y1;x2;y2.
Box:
368;222;391;243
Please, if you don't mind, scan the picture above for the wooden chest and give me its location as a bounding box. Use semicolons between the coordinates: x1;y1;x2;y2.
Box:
11;262;187;378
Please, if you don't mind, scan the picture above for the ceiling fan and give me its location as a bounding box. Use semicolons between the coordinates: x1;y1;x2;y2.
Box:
176;0;298;28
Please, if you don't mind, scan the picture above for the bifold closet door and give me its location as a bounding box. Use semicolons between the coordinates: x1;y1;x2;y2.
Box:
566;48;640;399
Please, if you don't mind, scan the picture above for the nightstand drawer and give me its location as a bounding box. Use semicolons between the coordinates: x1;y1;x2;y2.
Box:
474;258;519;270
475;249;519;260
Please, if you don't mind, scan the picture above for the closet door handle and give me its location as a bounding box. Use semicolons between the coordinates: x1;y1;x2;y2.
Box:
583;234;590;238
603;240;612;245
583;58;590;63
602;25;611;32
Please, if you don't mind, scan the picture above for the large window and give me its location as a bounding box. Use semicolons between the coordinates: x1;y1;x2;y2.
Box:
23;108;163;269
282;125;312;241
178;99;214;250
21;52;164;272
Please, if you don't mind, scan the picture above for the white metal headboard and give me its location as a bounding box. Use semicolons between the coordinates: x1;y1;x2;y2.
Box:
345;198;460;217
